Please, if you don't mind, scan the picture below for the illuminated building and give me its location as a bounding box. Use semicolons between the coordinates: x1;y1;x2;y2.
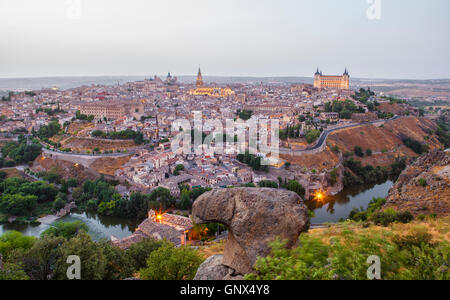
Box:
189;67;235;97
314;68;350;90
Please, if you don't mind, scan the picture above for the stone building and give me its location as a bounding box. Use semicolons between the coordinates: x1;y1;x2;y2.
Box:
112;210;193;249
313;68;350;90
79;100;144;120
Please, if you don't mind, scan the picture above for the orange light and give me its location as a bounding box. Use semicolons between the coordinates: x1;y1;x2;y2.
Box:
314;191;325;201
156;214;162;222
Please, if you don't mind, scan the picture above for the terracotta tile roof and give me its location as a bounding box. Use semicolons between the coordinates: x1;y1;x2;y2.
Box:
148;210;193;232
111;231;147;250
137;219;183;246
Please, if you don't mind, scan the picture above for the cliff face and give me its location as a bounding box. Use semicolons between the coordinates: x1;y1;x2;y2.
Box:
385;151;450;217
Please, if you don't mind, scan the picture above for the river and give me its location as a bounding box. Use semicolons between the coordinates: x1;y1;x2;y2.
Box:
0;211;138;240
307;181;394;224
1;181;394;238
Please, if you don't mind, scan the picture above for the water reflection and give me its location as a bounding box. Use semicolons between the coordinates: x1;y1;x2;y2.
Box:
0;211;139;240
306;181;394;224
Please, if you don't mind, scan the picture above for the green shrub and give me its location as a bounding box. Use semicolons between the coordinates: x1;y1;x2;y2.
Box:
139;242;203;280
0;231;36;260
41;221;88;239
370;209;414;227
126;238;166;270
418;178;428;187
247;231;449;280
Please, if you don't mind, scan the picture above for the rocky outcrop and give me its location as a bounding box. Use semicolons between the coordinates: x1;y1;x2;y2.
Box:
193;188;310;279
385;151;450;217
194;255;230;280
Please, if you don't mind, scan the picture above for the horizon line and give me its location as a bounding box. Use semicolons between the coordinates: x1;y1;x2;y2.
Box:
1;74;450;82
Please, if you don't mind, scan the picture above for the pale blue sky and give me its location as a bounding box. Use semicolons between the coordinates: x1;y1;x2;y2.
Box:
0;0;449;79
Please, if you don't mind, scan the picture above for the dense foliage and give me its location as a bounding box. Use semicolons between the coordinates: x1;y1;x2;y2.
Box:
1;140;42;165
324;99;365;119
435;116;450;148
348;198;414;226
139;242;203;280
91;129;144;145
0;177;58;217
36;121;62;140
75;110;94;122
402;137;428;155
0;230;202;281
72;178;177;220
305;129;321;144
237;151;269;172
237;109;253;121
279;124;301;140
247;229;449;280
343;157;407;187
41;221;89;239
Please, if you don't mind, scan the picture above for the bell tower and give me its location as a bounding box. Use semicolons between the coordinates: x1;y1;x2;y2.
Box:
196;67;204;87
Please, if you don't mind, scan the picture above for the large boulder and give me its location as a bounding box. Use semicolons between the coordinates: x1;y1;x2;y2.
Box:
193;188;310;276
193;255;229;280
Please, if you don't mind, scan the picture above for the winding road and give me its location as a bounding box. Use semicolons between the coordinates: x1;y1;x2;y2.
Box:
306;115;400;151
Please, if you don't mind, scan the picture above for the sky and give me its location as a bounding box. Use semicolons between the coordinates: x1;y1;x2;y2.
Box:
0;0;449;79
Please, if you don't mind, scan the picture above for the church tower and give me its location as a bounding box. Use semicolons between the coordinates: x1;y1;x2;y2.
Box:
196;67;204;87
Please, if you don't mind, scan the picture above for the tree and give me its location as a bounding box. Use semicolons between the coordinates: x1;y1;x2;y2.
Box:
0;231;36;260
238;110;253;121
366;149;373;156
54;233;107;280
177;189;192;210
17;235;65;280
354;146;364;157
19;181;58;203
37;121;61;139
126;238;166;270
139;242;203;280
403;137;428;155
0;263;29;280
148;187;174;211
173;164;185;176
305;129;321;144
41;221;88;240
287;180;305;199
258;180;279;189
98;241;134;280
0;194;37;216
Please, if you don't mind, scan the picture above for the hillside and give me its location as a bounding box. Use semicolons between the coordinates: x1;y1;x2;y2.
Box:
280;148;340;171
66;121;95;137
327;116;443;166
31;154;99;182
385;151;450;217
89;155;132;176
200;217;449;280
54;136;136;152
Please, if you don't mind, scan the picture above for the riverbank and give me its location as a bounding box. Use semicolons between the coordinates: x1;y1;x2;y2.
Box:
307;180;394;224
0;211;138;240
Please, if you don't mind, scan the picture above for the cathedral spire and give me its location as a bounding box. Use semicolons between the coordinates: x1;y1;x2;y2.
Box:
196;66;204;87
